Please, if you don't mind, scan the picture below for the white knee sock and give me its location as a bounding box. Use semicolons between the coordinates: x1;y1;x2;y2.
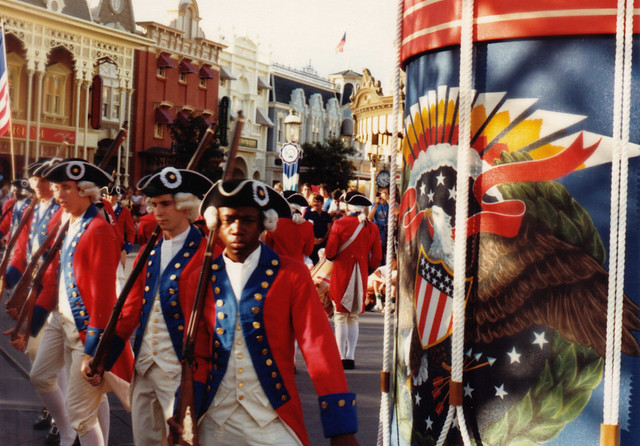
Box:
79;425;104;446
333;313;348;359
98;399;110;445
39;389;76;446
345;316;359;360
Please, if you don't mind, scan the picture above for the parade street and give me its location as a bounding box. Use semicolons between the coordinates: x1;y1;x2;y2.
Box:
0;249;387;446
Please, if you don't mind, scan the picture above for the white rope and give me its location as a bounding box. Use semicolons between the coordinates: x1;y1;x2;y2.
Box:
603;0;633;429
376;0;403;444
436;0;474;444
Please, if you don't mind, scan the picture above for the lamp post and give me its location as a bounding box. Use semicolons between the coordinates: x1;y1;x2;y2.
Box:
280;111;302;191
367;133;385;201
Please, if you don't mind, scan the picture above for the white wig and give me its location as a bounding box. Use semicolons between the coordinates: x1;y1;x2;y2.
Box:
203;206;279;232
174;192;201;223
289;204;305;225
347;203;367;222
77;181;101;204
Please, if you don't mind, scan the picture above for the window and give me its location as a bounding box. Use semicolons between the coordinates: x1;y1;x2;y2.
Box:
98;60;121;122
179;72;187;83
199;77;207;88
154;123;164;139
43;63;70;118
6;53;23;112
157;66;166;78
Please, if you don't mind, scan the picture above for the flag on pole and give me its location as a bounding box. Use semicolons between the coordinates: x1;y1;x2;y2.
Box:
335;32;346;54
0;25;11;138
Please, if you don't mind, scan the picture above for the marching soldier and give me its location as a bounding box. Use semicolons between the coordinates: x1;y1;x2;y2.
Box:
13;159;134;446
102;184;135;267
325;191;382;369
84;167;213;446
181;179;359;445
264;191;315;263
0;178;33;242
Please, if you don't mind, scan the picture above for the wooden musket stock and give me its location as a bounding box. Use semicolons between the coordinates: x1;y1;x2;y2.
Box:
170;113;244;446
90;122;218;377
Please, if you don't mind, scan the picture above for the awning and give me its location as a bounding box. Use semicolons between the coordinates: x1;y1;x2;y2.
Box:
256;108;274;128
177;109;192;123
257;76;272;90
155;107;175;124
157;53;177;68
199;65;217;79
220;66;236;81
179;59;197;74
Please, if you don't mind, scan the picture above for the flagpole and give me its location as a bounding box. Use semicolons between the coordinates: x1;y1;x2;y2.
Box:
0;23;14;180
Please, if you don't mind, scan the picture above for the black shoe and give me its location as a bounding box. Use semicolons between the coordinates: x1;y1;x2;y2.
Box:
33;408;53;430
45;424;60;445
342;359;355;370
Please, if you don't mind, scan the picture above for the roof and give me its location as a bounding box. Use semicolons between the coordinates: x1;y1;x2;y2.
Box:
18;0;92;20
271;74;338;106
330;69;363;78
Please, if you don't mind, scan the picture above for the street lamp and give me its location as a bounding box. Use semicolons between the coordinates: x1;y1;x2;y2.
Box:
367;133;386;200
280;111;302;191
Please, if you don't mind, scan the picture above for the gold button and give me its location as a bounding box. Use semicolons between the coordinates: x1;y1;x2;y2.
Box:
321;401;328;409
150;250;156;255
69;283;74;288
174;263;181;269
153;319;158;323
68;272;72;278
169;288;176;294
266;359;272;366
237;353;243;359
271;371;277;378
238;382;244;388
212;264;219;270
154;308;159;312
352;400;356;406
153;351;157;355
153;329;158;334
236;324;241;330
257;336;264;342
238;368;244;374
211;276;217;283
338;400;346;407
148;261;153;266
266;269;274;276
213;365;218;371
217;328;225;334
178;325;184;331
262;349;268;355
217;299;224;307
254;294;262;301
281;395;286;401
271;259;278;266
76;302;81;306
276;383;282;389
89;330;95;335
261;282;268;289
183;252;190;258
253;322;261;329
145;286;150;292
170;274;177;281
174;314;179;319
72;292;78;297
189;242;195;247
218;313;226;320
171;301;177;306
214;287;221;294
214;353;218;359
236;339;242;345
72;242;77;247
252;307;260;314
238;395;244;400
214;341;221;347
152;341;158;345
146;273;151;278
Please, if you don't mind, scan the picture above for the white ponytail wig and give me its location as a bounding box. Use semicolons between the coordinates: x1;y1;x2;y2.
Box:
289;203;305;225
77;181;101;204
347;203;367;222
174;192;201;223
202;206;279;232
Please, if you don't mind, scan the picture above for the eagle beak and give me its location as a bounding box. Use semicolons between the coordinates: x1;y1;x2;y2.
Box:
424;208;432;225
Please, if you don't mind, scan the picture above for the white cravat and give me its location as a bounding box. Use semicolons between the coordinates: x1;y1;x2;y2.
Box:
223;245;261;301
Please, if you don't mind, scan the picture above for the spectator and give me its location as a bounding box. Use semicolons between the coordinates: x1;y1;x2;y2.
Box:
304;194;332;264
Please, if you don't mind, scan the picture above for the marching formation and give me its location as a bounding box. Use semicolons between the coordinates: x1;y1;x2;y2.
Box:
0;121;392;445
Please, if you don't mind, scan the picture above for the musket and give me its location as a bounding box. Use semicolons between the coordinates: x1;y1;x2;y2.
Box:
170;112;244;446
89;122;218;377
6;122;128;341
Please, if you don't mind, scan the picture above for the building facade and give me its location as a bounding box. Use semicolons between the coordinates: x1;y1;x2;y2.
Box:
0;0;147;183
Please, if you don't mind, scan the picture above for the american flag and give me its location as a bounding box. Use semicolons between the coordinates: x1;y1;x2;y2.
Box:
335;32;346;54
414;250;471;348
0;25;11;137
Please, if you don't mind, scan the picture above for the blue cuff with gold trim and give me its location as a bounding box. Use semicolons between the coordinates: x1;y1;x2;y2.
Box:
318;392;358;438
84;326;104;357
123;241;133;253
30;305;49;337
5;265;22;289
105;334;125;371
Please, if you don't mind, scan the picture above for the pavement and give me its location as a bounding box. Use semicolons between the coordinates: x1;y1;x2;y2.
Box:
0;246;389;445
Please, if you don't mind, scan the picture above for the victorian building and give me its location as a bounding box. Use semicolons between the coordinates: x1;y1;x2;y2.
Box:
0;0;147;183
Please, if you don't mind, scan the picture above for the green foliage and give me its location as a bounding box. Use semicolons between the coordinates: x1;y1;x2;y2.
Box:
483;333;603;446
495;150;606;265
168;115;224;181
299;138;357;191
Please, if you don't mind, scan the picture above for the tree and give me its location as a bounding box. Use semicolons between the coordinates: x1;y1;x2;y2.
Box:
299;138;357;191
169;114;225;181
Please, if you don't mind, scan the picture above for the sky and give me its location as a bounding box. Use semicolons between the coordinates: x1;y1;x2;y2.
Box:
132;0;399;91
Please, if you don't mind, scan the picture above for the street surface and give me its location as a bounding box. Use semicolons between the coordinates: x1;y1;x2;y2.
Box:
0;247;387;445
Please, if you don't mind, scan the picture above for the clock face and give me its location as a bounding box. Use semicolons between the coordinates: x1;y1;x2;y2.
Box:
280;143;300;163
376;170;390;188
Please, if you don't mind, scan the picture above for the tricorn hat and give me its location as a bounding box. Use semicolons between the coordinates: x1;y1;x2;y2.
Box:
200;179;291;218
136;167;213;199
27;158;51;177
282;190;308;208
101;184;125;196
32;158;61;178
11;178;34;194
343;190;372;207
42;159;113;187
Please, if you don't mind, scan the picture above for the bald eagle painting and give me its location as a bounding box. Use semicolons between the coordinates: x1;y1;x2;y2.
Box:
393;85;640;446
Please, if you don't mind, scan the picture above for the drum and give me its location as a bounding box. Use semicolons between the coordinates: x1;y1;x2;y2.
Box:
310;258;333;317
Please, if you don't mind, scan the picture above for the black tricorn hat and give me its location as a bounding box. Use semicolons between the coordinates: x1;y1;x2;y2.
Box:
136;167;213;199
42;158;113;187
32;158;61;178
200;179;291;218
343;190;372;207
11;178;34;194
27;158;51;177
282;190;308;208
101;184;125;196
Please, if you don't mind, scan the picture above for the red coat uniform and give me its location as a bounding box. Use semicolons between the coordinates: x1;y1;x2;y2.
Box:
0;197;15;238
32;204;134;382
325;215;382;313
136;213;159;245
111;225;210;384
264;217;314;262
198;245;358;444
112;202;135;253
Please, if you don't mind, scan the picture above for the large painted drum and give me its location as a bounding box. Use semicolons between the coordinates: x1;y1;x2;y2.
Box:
395;1;640;445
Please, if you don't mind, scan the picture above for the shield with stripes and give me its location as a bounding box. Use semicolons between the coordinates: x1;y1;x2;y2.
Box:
414;247;472;349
